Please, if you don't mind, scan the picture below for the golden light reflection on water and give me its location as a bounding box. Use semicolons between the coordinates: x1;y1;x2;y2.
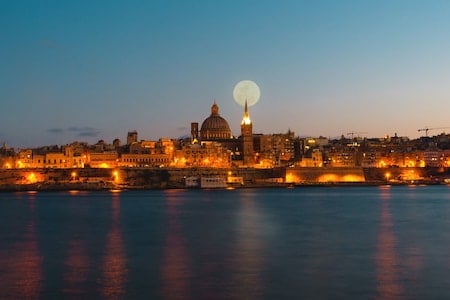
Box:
161;190;192;300
63;192;91;296
230;193;265;299
375;187;403;299
0;193;42;298
63;239;90;296
100;193;128;298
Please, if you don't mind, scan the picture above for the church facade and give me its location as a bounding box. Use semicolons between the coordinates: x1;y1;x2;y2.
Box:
181;101;255;167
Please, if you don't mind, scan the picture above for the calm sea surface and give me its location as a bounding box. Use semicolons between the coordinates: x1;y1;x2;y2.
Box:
1;186;450;299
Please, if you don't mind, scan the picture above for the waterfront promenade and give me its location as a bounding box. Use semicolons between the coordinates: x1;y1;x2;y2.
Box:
0;167;448;191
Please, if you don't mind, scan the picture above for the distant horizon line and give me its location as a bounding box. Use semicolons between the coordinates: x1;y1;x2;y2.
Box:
2;130;448;150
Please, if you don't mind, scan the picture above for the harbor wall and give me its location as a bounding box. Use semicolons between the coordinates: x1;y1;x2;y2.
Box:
0;167;448;190
286;167;366;183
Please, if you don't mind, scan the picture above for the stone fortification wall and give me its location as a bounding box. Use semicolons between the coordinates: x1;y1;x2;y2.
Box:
118;167;286;188
1;167;448;191
0;167;286;190
0;168;114;184
286;167;366;183
362;167;445;183
0;168;115;190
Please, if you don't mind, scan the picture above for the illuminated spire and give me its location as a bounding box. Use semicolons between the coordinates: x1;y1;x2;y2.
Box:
241;99;251;125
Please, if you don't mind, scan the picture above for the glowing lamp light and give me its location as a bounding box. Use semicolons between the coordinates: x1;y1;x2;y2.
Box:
286;172;299;183
112;170;119;183
385;173;391;182
241;116;252;125
27;173;37;184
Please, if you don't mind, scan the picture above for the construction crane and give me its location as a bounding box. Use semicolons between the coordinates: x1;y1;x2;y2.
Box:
417;127;450;137
346;132;368;139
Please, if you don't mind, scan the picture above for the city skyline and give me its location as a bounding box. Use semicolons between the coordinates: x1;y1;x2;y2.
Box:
2;1;450;147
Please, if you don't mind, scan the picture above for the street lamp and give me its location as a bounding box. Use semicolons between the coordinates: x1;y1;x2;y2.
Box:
112;170;119;183
385;172;391;183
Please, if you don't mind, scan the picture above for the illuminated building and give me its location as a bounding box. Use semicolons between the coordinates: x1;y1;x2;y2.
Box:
172;142;231;168
88;151;119;168
191;122;199;144
191;101;240;164
125;137;175;167
299;149;323;167
14;145;87;168
17;149;33;168
0;143;15;169
253;131;300;167
424;150;449;167
200;102;232;140
241;100;254;166
119;153;170;167
158;138;176;158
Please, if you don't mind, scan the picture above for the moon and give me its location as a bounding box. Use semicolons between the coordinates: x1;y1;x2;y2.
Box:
233;80;260;107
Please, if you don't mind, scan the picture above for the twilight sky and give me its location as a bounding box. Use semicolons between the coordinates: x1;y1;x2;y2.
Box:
2;0;450;147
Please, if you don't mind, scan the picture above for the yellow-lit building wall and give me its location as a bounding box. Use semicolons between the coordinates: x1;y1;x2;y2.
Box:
88;152;119;168
119;153;170;167
172;144;231;168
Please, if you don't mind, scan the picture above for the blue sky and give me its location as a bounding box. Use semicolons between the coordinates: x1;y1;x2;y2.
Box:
1;0;450;147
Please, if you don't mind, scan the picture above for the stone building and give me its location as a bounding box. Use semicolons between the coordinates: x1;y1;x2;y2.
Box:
119;153;171;168
241;100;254;166
200;102;232;140
172;142;231;168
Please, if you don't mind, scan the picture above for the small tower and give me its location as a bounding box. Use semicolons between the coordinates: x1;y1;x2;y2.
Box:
191;122;199;144
241;100;253;166
127;130;138;145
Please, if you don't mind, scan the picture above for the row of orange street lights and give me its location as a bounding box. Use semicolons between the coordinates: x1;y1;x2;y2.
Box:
70;170;120;182
22;170;120;185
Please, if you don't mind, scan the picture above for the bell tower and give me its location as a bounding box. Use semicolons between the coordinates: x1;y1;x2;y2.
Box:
241;100;253;166
191;122;199;144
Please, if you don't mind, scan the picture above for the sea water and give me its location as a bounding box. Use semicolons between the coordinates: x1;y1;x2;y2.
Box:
1;186;450;299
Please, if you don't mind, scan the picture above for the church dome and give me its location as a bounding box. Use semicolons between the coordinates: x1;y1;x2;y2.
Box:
200;102;232;140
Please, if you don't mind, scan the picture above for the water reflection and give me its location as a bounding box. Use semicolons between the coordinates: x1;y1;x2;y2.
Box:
161;190;192;300
0;193;42;298
100;192;127;298
375;187;403;299
63;196;90;297
230;191;265;299
63;238;90;296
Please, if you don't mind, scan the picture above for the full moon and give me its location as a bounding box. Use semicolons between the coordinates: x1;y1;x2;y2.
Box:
233;80;261;107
